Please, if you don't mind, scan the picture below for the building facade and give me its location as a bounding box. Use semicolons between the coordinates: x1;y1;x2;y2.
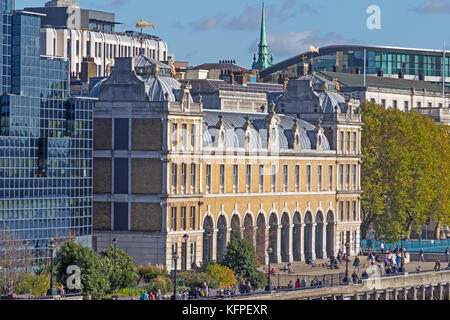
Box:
91;56;362;269
260;45;450;88
0;2;94;261
25;0;168;78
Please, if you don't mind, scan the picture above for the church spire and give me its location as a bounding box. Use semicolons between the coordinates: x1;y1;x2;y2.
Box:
252;1;273;71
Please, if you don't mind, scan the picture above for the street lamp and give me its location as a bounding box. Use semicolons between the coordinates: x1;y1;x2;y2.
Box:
400;233;405;273
266;247;273;291
207;231;213;263
172;250;179;300
183;234;189;270
343;242;350;284
47;238;58;296
112;238;118;268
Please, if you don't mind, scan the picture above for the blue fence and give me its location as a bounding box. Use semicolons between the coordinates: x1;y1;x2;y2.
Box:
361;239;450;253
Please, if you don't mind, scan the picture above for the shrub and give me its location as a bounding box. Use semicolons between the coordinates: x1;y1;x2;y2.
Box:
143;275;173;294
136;264;168;280
206;264;236;288
177;270;218;289
108;287;142;298
100;246;139;292
16;273;51;297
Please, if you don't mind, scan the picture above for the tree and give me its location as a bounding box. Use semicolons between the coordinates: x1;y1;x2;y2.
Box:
0;229;32;296
221;232;265;289
205;263;236;288
100;246;138;292
361;102;450;241
55;242;110;299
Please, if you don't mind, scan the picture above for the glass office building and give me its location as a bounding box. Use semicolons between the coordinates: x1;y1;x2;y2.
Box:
0;1;93;262
260;45;450;87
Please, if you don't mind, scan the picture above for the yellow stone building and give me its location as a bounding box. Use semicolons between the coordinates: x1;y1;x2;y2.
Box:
90;56;362;270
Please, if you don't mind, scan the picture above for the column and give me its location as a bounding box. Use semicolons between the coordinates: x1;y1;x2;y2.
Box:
300;224;305;261
253;226;258;248
322;222;328;259
288;224;294;262
444;283;450;300
276;225;282;263
265;226;270;265
418;285;425;300
225;228;231;245
212;229;218;262
311;223;316;260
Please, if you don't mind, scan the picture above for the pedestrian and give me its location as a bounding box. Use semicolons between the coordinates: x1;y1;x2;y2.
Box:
245;281;254;294
352;272;359;284
148;291;155;300
434;260;441;271
301;278;306;288
419;248;425;262
139;290;149;300
181;289;188;300
191;261;198;269
295;278;301;289
288;280;293;288
445;247;449;263
202;282;209;297
380;242;384;254
155;289;162;300
353;256;360;272
270;267;275;276
416;266;422;273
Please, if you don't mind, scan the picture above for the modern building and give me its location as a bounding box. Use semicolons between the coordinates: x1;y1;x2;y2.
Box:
24;0;169;78
260;45;449;88
90;55;362;269
317;71;450;125
0;0;94;262
185;60;256;82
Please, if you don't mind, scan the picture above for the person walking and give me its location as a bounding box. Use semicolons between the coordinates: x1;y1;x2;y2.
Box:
353;256;360;272
419;248;425;262
295;278;301;289
139;290;149;300
445;247;449;263
380;242;385;254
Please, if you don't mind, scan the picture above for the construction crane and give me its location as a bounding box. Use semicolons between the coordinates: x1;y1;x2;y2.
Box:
136;20;155;53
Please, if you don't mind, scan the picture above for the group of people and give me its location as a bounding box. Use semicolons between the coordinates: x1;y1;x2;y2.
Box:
139;289;162;300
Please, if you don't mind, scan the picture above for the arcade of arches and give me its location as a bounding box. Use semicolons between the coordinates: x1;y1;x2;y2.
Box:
201;209;360;265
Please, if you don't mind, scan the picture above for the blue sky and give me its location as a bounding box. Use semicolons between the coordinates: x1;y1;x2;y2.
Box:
16;0;450;68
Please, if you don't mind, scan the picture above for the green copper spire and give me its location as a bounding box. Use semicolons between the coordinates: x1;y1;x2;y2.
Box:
252;1;273;71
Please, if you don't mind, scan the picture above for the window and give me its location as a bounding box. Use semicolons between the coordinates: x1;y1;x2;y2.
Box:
353;132;357;154
352;164;357;189
393;100;398;109
346;164;350;189
339;164;344;188
352;201;357;221
181;163;187;192
417;101;421;108
271;165;277;192
318;165;322;191
171;207;177;230
328;165;333;190
191;124;196;149
428;102;432;108
233;165;239;192
190;242;196;266
381;99;386;107
404;101;409;112
306;165;311;191
171;123;178;149
113;203;128;231
182;124;187;149
340;131;344;154
370;98;376;103
219;165;225;193
439;103;443;108
190;206;196;230
114;158;128;194
114;119;129;150
181;206;186;230
346;201;350;221
259;164;264;192
171;164;177;193
346;132;350;154
339;201;344;221
283;165;288;192
171;243;178;269
246;164;252;192
295;165;300;192
206;165;211;193
190;163;196;192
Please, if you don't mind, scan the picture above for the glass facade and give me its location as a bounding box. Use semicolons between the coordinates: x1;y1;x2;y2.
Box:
0;6;94;263
263;46;450;87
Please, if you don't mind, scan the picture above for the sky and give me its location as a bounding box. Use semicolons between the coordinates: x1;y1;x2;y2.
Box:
16;0;450;68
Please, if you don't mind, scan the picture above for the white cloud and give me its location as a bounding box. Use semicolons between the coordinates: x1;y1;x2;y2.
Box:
411;0;450;14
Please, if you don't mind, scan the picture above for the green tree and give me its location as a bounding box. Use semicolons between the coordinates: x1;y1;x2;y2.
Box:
55;242;110;299
100;246;139;292
221;232;265;288
361;102;450;241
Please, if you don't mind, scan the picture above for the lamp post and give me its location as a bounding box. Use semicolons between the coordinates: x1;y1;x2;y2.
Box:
112;238;118;268
172;250;179;300
183;234;189;270
343;242;350;284
400;233;405;273
207;231;212;263
47;238;58;296
266;247;273;291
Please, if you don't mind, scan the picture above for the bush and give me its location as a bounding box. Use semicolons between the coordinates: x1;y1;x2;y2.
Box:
16;273;51;297
143;275;173;294
100;246;139;292
108;287;143;298
177;270;218;289
206;264;236;288
136;264;168;280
